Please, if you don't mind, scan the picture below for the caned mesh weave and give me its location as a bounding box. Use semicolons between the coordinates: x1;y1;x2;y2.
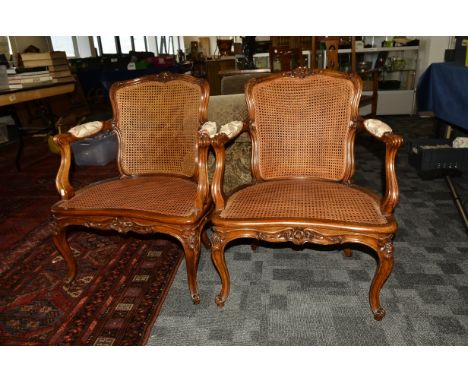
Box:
115;80;202;177
251;74;354;180
63;176;198;217
220;179;386;225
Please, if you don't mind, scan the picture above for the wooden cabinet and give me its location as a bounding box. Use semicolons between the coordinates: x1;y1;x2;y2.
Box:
205;57;235;95
271;36;312;50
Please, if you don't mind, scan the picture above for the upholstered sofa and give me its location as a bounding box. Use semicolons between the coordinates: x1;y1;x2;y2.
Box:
207;94;251;193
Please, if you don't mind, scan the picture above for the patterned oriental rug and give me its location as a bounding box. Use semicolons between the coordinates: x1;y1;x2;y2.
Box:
0;224;182;345
0;137;183;345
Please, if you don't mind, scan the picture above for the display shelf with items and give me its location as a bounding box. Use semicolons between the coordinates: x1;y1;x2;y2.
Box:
335;37;420;115
345;45;419;92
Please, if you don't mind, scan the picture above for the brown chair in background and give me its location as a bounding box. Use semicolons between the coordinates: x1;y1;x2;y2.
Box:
210;68;403;320
51;73;213;304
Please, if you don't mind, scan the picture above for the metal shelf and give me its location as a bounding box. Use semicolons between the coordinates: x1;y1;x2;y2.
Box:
338;46;419;54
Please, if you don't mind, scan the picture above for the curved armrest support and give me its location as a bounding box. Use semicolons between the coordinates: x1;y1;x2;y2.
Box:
54;119;113;200
361;118;404;215
210;120;248;211
194;129;212;210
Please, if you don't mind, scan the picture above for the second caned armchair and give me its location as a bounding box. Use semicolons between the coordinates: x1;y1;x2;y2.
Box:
209;68;403;320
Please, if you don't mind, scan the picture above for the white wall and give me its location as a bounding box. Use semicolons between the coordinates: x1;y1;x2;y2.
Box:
8;36;51;53
416;36;451;81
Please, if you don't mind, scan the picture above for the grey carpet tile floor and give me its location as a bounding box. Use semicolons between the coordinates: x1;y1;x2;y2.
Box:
148;116;468;345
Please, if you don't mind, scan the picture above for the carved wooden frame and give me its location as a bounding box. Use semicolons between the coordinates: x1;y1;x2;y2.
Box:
51;73;212;304
210;68;403;320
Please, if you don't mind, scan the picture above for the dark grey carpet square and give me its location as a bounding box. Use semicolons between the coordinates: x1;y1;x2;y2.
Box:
148;116;468;346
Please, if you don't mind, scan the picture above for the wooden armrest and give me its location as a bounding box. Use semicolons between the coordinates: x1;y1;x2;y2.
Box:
360;118;404;215
210;120;248;210
54;119;113;200
194;128;212;210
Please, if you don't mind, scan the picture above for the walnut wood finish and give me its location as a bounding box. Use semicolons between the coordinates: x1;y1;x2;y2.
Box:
210;68;403;320
51;72;212;304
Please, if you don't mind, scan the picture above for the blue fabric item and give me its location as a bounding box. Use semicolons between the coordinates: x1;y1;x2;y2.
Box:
417;63;468;131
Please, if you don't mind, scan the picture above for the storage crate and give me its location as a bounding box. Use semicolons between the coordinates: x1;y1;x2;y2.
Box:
71;130;118;166
408;138;468;172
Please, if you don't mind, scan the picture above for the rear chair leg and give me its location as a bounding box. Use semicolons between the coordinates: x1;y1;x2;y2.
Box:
51;223;76;284
201;228;211;249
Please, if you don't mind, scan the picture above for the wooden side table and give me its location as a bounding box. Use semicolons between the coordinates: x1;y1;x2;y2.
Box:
0;81;75;170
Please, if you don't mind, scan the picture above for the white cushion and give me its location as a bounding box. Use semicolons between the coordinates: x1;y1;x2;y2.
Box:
200;121;217;138
363;119;392;138
453;137;468;148
219;121;243;139
69;121;103;138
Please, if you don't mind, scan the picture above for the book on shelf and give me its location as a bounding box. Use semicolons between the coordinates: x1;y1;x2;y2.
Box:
48;64;70;72
8;69;53;86
16;66;48;73
20;51;67;61
52;76;75;83
18;76;53;84
49;70;72;78
22;58;68;68
1;67;54;90
7;81;54;89
13;70;50;76
8;83;24;89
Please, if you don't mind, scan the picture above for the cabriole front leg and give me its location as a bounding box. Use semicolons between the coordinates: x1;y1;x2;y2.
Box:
211;231;230;307
51;221;76;284
369;240;394;320
181;231;201;305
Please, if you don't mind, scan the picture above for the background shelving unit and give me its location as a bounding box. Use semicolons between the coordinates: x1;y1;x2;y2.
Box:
338;42;419;115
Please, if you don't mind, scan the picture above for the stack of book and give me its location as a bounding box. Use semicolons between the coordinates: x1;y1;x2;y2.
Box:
20;51;75;84
0;65;8;90
7;70;53;89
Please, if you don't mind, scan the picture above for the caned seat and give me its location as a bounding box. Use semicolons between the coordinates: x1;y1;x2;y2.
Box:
50;73;213;305
55;176;199;219
209;68;403;320
219;180;387;226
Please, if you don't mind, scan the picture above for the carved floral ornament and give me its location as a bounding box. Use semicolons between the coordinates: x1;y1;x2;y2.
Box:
181;229;200;250
212;228;347;247
258;228;343;245
284;67;312;79
83;217;155;234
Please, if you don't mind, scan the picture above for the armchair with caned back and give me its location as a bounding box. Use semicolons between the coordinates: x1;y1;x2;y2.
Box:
50;73;213;304
209;68;403;320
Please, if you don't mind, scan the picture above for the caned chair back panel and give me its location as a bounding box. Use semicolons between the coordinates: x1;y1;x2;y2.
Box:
111;75;207;177
247;71;360;181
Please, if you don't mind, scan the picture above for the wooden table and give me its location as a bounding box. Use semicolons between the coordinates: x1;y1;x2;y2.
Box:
0;81;75;170
0;82;75;107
